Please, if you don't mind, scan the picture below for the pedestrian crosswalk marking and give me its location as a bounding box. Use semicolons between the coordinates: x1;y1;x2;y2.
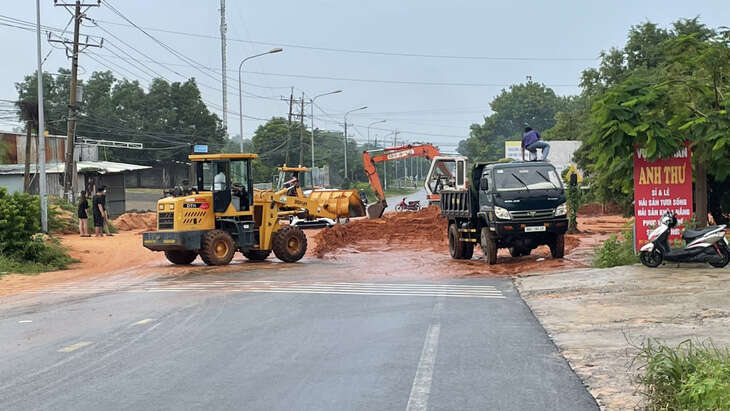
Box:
20;280;505;299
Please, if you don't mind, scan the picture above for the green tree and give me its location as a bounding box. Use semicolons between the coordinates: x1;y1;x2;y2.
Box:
458;81;563;160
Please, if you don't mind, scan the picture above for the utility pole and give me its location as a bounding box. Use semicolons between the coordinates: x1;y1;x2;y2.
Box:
36;0;47;232
220;0;227;132
285;87;294;165
298;93;305;165
51;0;101;202
343;121;348;180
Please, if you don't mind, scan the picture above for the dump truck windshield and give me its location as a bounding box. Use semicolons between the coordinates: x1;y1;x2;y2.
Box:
493;166;562;192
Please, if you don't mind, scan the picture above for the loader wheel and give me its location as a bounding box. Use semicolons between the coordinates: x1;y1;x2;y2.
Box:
272;226;307;263
550;234;565;259
164;250;197;265
243;249;271;262
448;224;464;259
200;229;235;266
481;227;497;265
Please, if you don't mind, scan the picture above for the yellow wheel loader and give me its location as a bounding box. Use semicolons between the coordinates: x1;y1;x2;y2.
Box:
275;165;365;227
142;154;338;265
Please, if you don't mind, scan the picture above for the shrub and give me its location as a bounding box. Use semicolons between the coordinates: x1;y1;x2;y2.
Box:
0;187;41;254
593;230;638;268
635;339;730;410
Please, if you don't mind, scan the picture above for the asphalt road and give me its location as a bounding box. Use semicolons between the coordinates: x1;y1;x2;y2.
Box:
0;262;597;411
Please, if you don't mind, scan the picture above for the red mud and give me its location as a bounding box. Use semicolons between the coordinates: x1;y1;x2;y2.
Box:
312;207;603;278
112;212;157;231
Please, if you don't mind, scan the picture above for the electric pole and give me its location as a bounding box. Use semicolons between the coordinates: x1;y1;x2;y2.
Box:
220;0;227;132
36;0;47;232
285;87;294;165
51;0;102;201
299;93;305;166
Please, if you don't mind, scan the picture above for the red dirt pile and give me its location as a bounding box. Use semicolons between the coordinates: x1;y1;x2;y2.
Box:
113;212;157;231
313;207;447;258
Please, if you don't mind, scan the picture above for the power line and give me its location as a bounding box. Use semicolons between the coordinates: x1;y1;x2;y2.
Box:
91;18;598;62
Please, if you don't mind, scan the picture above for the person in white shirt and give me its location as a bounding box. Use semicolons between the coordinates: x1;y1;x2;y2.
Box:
214;171;227;190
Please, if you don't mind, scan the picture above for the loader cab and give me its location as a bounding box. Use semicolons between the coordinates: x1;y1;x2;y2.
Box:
425;156;468;203
190;153;256;213
275;165;313;195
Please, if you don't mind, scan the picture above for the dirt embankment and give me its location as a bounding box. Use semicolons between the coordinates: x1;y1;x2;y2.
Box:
313;207;447;258
112;212;157;231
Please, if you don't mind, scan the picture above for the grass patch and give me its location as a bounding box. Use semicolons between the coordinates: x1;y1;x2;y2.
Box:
592;229;638;268
635;338;730;410
0;237;78;275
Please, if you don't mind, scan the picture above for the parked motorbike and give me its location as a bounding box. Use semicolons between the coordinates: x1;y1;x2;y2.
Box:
640;211;729;268
395;198;421;212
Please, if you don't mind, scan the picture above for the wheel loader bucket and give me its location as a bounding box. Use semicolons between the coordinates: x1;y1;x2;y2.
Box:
366;200;387;219
308;189;366;218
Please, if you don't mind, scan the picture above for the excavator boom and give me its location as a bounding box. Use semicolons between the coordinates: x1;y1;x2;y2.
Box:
362;143;441;218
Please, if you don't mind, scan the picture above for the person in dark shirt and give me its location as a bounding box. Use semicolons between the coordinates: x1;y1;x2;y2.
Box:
77;191;90;237
92;187;105;237
521;127;550;161
100;187;113;236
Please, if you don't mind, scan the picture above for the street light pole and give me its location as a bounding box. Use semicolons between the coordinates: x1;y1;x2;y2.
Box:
310;89;342;168
367;119;386;146
343;106;367;180
238;48;282;152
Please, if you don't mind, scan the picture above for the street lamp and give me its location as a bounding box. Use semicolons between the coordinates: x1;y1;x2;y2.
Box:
310;89;342;168
367;119;386;146
343;105;367;180
238;47;283;152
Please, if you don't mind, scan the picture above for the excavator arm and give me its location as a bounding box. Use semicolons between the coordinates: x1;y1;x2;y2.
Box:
362;143;441;218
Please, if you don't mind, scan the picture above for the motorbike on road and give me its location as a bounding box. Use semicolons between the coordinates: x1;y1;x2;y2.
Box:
395;197;421;212
640;211;729;268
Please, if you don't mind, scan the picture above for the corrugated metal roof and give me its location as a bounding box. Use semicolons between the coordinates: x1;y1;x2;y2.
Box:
0;161;151;175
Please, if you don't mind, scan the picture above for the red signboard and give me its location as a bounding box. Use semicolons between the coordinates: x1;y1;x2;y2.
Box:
634;143;693;249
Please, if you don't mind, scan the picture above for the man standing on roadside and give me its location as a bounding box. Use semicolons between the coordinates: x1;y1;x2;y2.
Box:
100;186;113;236
92;187;105;237
521;127;550;161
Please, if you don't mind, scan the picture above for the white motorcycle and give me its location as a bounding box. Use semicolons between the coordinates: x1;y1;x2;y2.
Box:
640;211;729;268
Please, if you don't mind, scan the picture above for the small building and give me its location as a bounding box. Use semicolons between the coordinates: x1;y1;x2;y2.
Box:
0;161;151;218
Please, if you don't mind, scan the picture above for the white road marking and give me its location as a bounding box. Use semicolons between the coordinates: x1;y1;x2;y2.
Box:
131;318;155;326
58;341;93;353
25;281;505;299
406;323;441;411
18;320;32;323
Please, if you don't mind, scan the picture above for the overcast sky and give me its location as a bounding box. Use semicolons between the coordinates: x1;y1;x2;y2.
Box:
2;0;729;152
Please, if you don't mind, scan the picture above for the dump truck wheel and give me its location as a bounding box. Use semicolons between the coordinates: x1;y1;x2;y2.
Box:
164;250;197;265
272;226;307;263
508;247;522;258
243;249;271;262
550;234;565;259
200;229;235;266
481;227;497;265
448;224;464;259
462;243;474;260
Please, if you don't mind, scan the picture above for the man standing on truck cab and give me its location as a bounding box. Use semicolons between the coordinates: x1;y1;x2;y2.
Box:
521;127;550;161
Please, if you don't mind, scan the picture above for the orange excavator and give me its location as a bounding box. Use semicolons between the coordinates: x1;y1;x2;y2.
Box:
362;143;443;218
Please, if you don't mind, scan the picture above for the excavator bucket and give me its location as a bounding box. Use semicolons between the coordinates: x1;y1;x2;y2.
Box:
366;200;387;219
308;189;366;218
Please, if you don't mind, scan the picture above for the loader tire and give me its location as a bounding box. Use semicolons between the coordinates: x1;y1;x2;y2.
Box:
200;230;235;266
164;250;197;265
550;234;565;259
448;224;464;259
243;249;271;262
481;227;497;265
272;225;307;263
